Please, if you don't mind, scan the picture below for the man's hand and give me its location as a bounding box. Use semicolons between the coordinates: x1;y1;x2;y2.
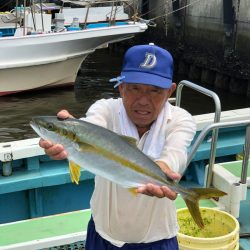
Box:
57;109;74;119
38;109;74;160
136;161;181;200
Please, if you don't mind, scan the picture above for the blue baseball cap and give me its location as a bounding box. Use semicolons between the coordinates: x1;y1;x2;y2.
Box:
110;43;174;89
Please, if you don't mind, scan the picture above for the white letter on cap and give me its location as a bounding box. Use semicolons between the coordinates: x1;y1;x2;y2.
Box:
140;53;156;69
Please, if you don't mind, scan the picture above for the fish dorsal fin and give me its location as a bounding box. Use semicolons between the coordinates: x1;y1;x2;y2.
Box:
120;135;137;146
69;161;81;185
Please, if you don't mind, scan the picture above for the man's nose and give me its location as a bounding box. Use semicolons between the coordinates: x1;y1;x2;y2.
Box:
137;94;150;105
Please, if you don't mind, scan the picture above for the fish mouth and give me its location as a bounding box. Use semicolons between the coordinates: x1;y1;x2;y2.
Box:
30;117;40;129
30;118;43;137
30;119;37;129
30;121;39;132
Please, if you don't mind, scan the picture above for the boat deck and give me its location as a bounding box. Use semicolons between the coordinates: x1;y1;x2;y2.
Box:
0;106;249;249
239;189;250;249
0;210;90;250
1;159;250;250
217;161;250;250
0;196;216;250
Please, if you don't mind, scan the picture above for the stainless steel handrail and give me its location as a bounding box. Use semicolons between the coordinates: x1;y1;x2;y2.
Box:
187;120;250;186
176;80;221;187
242;125;250;184
83;0;128;28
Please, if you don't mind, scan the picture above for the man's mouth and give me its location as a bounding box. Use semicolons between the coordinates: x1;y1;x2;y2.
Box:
135;110;151;115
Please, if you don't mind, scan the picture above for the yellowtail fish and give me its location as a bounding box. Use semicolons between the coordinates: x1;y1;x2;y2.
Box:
30;116;226;228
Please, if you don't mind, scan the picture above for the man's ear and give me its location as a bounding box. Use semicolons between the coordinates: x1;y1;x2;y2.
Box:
118;83;125;96
118;84;123;91
169;83;176;96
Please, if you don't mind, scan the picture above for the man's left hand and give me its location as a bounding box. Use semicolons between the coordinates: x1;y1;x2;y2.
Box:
136;161;181;200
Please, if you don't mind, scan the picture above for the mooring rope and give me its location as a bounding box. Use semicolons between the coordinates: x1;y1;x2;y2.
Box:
138;0;206;23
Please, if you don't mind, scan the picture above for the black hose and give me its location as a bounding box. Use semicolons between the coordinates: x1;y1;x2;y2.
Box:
240;233;250;238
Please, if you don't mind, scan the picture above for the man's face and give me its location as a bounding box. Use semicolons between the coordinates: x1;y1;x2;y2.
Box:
119;83;173;129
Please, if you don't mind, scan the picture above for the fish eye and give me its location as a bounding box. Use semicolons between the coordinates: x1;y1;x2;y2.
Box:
47;123;54;130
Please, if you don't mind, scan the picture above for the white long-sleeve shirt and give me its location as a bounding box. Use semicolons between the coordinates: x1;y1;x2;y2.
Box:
82;98;196;247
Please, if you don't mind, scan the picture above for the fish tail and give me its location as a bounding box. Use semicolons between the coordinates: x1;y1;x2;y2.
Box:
182;187;227;228
69;161;81;184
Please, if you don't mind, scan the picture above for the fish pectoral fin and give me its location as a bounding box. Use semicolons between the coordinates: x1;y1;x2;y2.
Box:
119;135;137;146
128;187;138;196
69;161;81;185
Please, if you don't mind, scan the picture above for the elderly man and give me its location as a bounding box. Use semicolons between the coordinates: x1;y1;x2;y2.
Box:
40;43;196;250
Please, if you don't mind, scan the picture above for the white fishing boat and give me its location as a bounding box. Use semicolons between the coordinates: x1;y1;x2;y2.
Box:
0;1;147;96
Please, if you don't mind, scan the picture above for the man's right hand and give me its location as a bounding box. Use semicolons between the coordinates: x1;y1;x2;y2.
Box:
38;109;74;160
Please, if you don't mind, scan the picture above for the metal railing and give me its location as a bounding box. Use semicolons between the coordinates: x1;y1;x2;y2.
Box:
82;0;134;28
176;80;221;187
188;120;250;186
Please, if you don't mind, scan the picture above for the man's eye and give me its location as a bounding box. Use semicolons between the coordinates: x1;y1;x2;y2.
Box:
151;89;160;94
128;86;139;92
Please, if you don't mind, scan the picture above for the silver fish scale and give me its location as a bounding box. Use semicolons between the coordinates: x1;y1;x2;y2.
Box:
31;117;175;188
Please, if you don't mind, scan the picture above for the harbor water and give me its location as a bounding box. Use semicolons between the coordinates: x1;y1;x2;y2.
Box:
0;48;250;143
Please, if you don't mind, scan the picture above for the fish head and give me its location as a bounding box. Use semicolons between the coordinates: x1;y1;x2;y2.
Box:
30;116;77;144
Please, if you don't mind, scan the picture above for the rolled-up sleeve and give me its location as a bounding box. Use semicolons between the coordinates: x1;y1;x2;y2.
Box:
156;107;196;174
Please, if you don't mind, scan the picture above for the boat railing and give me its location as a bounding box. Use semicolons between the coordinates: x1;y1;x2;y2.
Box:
108;1;119;24
70;0;133;28
187;120;250;187
83;0;135;28
176;80;221;187
8;0;136;36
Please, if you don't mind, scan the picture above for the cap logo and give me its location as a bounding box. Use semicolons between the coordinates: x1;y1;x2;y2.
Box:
140;53;156;69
